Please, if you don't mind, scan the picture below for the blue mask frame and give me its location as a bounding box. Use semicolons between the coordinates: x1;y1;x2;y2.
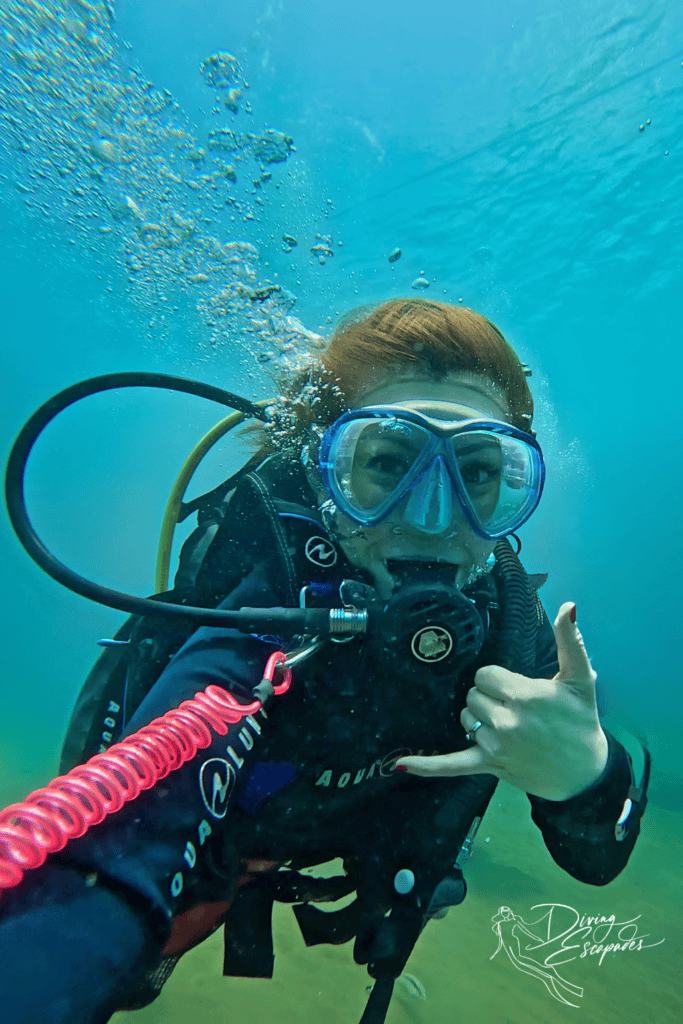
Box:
317;405;545;539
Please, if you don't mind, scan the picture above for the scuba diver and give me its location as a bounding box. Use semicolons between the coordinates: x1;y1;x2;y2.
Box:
0;299;649;1024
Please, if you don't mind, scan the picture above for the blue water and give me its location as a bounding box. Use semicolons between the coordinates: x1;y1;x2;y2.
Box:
0;2;681;1022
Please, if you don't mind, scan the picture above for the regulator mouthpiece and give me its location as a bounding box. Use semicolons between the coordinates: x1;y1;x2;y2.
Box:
370;571;486;681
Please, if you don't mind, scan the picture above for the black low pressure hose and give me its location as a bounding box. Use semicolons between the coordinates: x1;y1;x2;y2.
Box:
3;372;337;635
491;538;539;674
359;978;395;1024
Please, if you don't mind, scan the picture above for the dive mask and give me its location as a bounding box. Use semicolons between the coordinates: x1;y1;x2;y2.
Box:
316;406;545;539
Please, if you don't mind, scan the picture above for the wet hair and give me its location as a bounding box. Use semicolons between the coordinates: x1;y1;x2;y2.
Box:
248;298;534;454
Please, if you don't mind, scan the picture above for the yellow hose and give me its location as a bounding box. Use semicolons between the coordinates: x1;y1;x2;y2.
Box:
154;401;271;594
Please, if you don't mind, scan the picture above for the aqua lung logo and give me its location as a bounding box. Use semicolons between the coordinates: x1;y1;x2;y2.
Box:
170;710;267;902
305;535;338;567
314;746;441;789
411;625;453;662
315;748;412;788
199;758;236;819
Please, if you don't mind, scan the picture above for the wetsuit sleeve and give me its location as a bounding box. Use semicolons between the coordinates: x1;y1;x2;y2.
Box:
525;605;645;885
0;568;282;1024
0;864;164;1024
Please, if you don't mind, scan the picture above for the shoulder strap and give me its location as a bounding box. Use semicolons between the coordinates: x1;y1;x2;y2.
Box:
193;454;339;608
59;456;340;771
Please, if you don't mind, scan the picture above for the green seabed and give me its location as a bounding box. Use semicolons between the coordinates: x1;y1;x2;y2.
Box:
114;790;679;1024
0;739;678;1024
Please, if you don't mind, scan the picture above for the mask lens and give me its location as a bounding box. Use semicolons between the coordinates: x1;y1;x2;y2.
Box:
327;417;433;519
450;431;540;533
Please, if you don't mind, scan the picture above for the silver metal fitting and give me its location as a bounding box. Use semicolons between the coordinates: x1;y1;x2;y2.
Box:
328;608;368;634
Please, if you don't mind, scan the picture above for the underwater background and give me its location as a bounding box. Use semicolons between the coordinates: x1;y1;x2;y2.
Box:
0;1;681;1021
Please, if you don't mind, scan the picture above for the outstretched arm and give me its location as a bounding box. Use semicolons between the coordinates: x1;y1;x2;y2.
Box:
0;572;282;1023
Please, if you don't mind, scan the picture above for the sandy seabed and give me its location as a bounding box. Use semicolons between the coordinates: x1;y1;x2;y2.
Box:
101;787;681;1024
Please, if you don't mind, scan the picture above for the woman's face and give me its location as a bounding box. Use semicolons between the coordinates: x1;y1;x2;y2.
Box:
313;372;513;600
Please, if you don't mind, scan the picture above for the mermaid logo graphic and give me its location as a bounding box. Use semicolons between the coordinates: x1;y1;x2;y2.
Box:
490;904;665;1007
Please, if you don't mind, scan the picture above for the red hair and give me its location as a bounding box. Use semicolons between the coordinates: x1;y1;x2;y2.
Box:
247;299;534;453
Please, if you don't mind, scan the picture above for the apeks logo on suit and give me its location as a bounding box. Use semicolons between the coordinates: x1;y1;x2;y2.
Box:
411;625;453;662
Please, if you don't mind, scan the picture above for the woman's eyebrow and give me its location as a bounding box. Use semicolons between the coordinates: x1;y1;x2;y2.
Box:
357;426;417;441
356;435;420;449
453;439;501;457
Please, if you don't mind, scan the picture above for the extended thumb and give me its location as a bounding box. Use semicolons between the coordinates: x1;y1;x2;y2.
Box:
553;602;597;685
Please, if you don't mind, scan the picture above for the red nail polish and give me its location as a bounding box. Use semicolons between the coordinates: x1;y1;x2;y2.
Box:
569;604;576;624
395;765;407;772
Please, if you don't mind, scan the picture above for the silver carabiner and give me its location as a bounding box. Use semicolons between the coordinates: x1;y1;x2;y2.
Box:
282;637;327;668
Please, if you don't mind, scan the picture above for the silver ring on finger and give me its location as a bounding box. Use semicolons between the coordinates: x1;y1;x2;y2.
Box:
465;720;484;743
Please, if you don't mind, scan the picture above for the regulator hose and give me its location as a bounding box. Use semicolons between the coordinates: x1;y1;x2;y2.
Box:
491;538;539;674
3;373;361;636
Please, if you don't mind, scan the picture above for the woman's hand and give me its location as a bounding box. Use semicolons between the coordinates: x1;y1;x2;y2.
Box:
396;602;609;802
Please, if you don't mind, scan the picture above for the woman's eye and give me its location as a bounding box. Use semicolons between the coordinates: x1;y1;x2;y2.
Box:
365;452;411;477
461;462;498;486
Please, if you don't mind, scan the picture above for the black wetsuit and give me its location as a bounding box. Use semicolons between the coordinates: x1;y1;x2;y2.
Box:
0;456;647;1023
